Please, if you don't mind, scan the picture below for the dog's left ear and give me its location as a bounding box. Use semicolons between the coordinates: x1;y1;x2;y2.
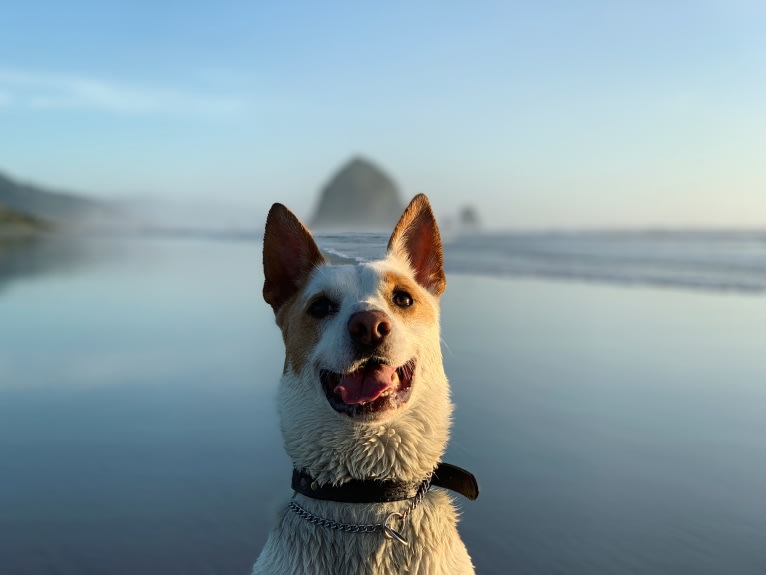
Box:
387;194;446;297
263;203;325;313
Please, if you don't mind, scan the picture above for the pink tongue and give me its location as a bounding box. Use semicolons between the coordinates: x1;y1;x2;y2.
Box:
334;364;398;405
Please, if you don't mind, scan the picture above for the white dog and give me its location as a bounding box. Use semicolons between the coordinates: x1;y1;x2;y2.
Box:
253;194;478;574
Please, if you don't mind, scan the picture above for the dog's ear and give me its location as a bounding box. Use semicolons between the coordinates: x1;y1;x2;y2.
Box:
263;203;325;312
387;194;446;297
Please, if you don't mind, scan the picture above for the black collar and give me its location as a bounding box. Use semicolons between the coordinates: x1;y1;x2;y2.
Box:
292;462;479;503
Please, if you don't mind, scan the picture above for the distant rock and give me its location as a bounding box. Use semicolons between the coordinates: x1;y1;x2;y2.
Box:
0;169;105;225
310;157;404;231
459;205;481;230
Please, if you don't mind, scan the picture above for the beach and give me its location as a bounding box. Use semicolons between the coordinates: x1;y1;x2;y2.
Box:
1;235;765;574
443;275;766;574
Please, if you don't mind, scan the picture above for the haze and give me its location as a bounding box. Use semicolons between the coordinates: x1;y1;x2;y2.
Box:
1;1;765;230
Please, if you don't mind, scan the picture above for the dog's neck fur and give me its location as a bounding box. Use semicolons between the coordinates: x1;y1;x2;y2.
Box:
279;372;449;487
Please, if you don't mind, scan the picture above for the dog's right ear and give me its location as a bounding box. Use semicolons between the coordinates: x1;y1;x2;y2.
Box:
387;194;446;297
262;203;325;313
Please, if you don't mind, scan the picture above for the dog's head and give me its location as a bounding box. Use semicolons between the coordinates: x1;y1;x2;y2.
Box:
262;194;452;485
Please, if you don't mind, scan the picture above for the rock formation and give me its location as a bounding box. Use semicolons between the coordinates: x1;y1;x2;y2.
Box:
310;157;404;231
459;205;481;230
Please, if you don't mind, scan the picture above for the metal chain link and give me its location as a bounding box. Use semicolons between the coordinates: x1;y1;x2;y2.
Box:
289;500;382;533
400;471;432;523
287;471;434;545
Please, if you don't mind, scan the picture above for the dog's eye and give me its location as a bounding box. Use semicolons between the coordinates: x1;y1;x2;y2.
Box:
307;296;336;319
392;290;413;308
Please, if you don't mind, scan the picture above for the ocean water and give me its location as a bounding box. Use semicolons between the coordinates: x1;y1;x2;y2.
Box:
321;229;766;293
448;230;766;293
1;231;765;574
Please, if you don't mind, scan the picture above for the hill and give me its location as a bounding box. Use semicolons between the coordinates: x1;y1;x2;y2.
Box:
0;205;49;233
0;169;101;224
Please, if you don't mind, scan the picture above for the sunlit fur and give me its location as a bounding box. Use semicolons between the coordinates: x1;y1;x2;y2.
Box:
253;195;475;574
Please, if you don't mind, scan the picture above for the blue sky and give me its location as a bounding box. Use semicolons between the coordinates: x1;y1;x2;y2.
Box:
1;1;765;228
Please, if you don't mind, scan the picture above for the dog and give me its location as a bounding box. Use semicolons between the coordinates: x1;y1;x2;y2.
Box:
253;194;478;574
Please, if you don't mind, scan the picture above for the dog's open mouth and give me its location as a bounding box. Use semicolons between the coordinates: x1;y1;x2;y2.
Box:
320;359;416;417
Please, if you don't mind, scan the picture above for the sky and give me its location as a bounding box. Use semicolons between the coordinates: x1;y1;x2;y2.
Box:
1;1;765;229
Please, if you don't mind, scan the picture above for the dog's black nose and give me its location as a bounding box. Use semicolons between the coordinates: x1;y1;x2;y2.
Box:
348;310;392;347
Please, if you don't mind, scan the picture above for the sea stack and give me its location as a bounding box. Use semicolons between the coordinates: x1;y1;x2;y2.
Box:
459;205;481;230
310;157;404;231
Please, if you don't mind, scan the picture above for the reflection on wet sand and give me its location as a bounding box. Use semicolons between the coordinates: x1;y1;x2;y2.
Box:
0;233;110;293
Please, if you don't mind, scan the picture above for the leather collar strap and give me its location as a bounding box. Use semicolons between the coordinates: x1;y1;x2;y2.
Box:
292;462;479;503
432;462;480;500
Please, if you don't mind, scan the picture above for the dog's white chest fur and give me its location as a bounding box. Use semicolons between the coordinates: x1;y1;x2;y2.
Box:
253;195;475;574
254;491;472;574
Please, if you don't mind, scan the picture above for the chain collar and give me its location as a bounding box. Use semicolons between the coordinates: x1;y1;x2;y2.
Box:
288;472;433;546
286;462;478;546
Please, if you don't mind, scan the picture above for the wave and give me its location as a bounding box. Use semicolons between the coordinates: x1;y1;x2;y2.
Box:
315;230;766;295
447;231;766;294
